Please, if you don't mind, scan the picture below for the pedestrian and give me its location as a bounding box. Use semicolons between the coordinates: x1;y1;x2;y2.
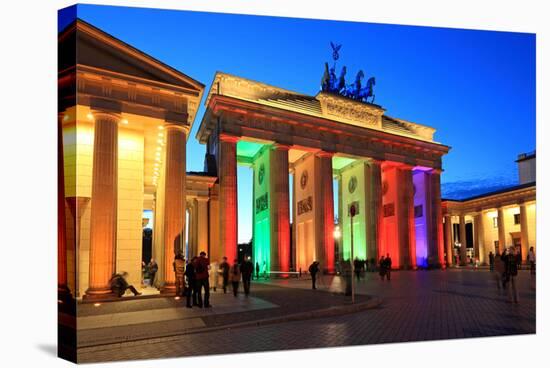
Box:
193;251;211;308
255;262;260;280
353;258;361;281
240;256;254;296
309;261;320;290
173;253;185;297
494;252;505;291
262;260;268;279
148;258;158;288
370;258;376;272
489;251;495;272
209;260;219;292
109;271;142;297
219;256;230;293
501;248;509;289
184;257;198;308
503;246;519;303
378;256;386;281
527;247;536;275
516;251;522;270
384;253;392;281
230;259;241;297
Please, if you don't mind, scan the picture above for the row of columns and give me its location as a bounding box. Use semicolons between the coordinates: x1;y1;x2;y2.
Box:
445;203;531;266
82;110;188;298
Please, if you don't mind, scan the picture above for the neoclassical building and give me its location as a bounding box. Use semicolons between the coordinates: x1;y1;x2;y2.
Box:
442;152;536;266
59;20;451;300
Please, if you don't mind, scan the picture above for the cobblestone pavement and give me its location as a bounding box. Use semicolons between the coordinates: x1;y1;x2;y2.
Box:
78;269;535;363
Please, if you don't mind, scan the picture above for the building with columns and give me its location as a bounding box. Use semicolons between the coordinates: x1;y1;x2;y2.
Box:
442;151;536;266
59;20;451;301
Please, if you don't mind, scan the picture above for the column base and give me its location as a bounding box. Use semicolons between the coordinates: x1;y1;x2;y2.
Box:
83;288;116;300
160;283;176;295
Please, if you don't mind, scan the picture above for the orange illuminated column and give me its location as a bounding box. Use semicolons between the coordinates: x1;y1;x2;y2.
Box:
58;114;70;300
429;169;445;267
316;151;335;273
161;123;188;293
367;159;383;262
270;144;291;272
458;215;467;266
444;214;453;266
219;134;239;261
85;112;119;299
196;197;210;256
397;165;416;269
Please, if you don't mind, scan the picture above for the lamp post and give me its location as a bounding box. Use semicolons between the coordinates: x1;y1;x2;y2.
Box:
349;203;357;304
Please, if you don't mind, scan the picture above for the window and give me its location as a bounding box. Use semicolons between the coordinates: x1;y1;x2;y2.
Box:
514;213;521;225
493;217;498;228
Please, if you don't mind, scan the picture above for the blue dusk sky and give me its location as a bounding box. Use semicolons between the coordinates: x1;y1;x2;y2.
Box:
59;5;535;242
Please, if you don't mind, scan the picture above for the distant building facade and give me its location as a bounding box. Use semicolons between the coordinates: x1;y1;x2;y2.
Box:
442;152;536;266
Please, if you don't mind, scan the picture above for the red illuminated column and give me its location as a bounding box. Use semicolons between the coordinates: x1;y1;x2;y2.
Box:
316;151;335;273
161;123;188;293
85;112;119;299
367;159;383;262
270;144;291;272
58;113;70;299
397;165;416;269
219;134;239;261
430;169;445;267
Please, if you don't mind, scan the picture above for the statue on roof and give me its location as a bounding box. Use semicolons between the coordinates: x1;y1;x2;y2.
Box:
320;42;376;104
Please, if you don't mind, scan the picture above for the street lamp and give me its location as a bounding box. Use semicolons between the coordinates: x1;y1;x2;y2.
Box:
333;226;341;239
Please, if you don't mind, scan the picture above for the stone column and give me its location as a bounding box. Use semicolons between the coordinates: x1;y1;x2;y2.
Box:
187;200;197;258
429;169;444;268
66;197;90;298
196;197;209;257
367;159;382;262
397;165;416;269
473;213;484;263
316;151;335;273
444;214;453;266
218;134;239;261
85;112;119;298
270;144;291;272
459;215;467;266
519;203;529;264
58;114;70;300
161;123;188;293
497;207;506;253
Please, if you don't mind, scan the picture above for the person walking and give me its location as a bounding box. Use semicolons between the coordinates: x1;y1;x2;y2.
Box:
255;262;260;280
109;272;142;297
148;258;158;288
193;251;211;308
173;253;186;297
219;257;230;293
494;252;505;292
503;246;519;303
309;261;320;290
240;257;254;296
184;257;198;308
384;253;392;281
528;247;536;275
378;256;386;281
229;259;241;297
488;252;495;272
353;258;361;281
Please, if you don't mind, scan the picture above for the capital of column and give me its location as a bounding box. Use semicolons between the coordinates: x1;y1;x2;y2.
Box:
367;158;384;166
219;133;240;143
271;143;291;151
315;150;334;159
429;168;443;175
164;122;190;135
90;110;121;124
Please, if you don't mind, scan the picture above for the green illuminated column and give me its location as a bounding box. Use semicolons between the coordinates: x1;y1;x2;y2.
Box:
366;159;382;262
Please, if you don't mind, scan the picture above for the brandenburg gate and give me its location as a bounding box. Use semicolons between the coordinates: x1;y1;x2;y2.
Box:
197;72;450;273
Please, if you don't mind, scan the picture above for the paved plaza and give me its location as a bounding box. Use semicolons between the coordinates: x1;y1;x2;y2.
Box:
78;269;535;363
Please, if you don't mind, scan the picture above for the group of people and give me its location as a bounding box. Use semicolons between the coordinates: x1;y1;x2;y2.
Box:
488;246;536;304
378;254;392;281
173;252;256;308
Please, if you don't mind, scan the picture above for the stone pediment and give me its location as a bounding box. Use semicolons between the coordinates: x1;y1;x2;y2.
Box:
63;19;203;93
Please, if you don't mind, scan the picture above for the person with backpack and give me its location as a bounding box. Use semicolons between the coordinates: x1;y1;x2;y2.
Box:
240;257;254;296
193;251;211;308
309;261;320;290
229;259;241;297
504;246;519;303
184;257;198;308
